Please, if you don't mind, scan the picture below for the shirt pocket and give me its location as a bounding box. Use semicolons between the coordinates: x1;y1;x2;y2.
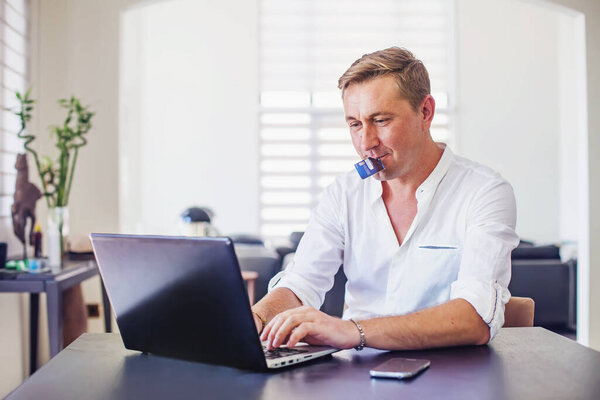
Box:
416;243;462;269
418;245;459;250
410;243;463;307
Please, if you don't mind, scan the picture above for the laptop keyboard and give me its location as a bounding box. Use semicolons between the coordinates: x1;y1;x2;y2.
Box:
263;346;309;360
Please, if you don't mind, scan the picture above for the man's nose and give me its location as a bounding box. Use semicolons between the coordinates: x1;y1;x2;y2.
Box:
360;124;379;154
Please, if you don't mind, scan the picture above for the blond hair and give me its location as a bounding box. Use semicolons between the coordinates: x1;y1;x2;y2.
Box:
338;47;430;111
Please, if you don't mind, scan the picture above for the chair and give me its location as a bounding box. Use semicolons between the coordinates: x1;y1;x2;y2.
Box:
503;296;535;327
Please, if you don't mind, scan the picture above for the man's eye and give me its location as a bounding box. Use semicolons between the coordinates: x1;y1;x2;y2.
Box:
375;119;389;124
349;122;360;128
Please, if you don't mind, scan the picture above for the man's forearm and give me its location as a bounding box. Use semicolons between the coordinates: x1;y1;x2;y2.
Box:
252;287;303;323
358;298;490;350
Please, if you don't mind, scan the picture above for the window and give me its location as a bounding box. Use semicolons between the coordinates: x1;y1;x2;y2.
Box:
0;0;29;254
259;0;454;242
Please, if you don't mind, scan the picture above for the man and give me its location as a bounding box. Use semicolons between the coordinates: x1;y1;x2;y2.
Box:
252;47;519;351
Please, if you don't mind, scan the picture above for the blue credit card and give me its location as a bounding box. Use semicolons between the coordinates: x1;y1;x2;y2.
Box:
354;157;385;179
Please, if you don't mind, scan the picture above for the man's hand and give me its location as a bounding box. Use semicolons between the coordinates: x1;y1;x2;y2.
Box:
260;306;360;350
251;287;303;335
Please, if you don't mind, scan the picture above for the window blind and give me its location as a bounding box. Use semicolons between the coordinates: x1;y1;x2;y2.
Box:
0;0;29;250
259;0;454;241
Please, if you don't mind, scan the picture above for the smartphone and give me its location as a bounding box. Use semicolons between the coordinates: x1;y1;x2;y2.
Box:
369;358;431;379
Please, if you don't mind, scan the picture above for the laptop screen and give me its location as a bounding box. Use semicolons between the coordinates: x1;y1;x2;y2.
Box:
90;234;267;370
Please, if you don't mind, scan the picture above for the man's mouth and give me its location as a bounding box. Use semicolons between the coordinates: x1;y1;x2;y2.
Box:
365;153;389;160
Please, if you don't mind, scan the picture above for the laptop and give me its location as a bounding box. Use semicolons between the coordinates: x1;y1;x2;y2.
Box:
89;233;338;370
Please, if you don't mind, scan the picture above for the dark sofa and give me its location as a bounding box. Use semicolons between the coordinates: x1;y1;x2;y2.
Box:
509;241;576;331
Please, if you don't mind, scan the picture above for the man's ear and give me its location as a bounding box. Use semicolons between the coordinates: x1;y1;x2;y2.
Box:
420;95;436;128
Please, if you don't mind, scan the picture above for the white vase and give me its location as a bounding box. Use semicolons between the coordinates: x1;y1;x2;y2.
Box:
47;206;69;273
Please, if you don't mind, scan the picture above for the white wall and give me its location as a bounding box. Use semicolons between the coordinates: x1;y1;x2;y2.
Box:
536;0;600;350
32;0;122;238
455;0;562;243
120;0;259;237
556;11;585;248
456;0;600;349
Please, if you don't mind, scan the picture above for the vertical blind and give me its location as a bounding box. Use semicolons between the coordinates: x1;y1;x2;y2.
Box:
259;0;453;241
0;0;29;248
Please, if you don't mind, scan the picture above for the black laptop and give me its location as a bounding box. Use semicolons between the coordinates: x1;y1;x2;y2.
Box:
89;233;337;370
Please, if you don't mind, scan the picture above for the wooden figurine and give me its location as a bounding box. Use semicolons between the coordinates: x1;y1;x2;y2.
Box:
11;153;42;260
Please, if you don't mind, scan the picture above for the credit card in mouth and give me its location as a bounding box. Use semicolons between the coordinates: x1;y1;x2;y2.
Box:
355;157;385;179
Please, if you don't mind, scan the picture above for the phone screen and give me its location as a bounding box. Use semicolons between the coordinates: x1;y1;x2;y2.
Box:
369;358;431;379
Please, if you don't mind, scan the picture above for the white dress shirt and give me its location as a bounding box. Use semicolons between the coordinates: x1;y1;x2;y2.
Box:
269;144;519;340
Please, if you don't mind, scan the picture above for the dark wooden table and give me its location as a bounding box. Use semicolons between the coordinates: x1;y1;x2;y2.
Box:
6;328;600;399
0;260;111;374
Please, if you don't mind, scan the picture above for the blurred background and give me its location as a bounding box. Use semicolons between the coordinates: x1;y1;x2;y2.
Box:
1;0;599;395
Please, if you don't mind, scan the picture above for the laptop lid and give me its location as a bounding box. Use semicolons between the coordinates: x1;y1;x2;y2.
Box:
90;233;268;370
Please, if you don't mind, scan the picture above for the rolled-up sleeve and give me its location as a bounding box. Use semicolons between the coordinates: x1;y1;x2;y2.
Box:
268;181;345;309
450;179;520;341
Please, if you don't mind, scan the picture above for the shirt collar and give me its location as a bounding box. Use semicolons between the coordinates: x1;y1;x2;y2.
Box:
415;143;454;203
368;143;454;205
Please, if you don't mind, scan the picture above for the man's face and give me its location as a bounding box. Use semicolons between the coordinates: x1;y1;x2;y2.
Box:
343;75;433;182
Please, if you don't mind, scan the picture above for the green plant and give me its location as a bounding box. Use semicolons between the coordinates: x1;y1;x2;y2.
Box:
10;88;95;208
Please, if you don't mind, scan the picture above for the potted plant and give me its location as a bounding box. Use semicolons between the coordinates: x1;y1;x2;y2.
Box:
9;88;95;269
